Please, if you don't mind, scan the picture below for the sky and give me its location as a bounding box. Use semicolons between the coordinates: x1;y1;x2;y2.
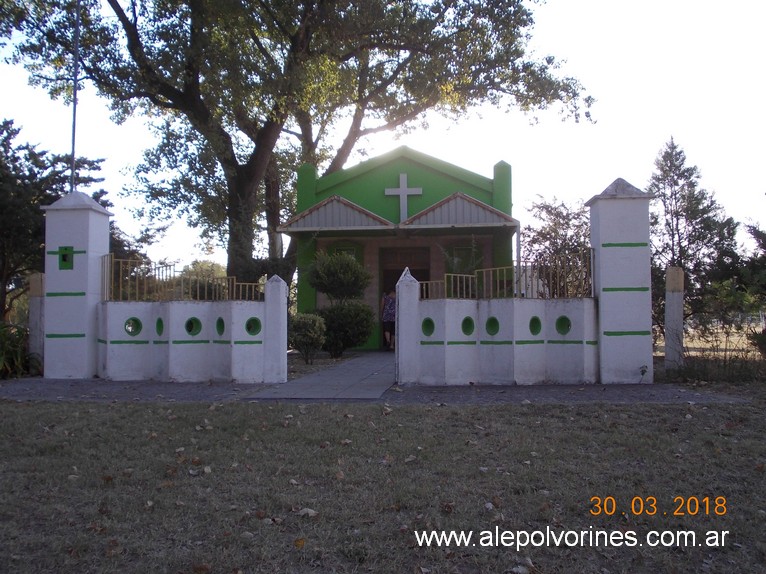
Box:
2;0;764;266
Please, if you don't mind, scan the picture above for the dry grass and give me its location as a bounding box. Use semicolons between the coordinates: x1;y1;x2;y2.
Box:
1;387;765;574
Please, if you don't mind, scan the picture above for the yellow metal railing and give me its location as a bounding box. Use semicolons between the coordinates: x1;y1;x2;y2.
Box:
420;250;593;300
101;254;264;302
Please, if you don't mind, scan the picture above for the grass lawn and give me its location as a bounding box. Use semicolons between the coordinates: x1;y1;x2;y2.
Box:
1;384;764;573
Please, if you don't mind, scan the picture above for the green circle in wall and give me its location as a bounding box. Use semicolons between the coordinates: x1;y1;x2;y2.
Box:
156;317;164;336
421;317;435;336
461;316;475;336
124;317;142;337
185;317;202;336
485;316;500;336
245;317;262;336
216;317;225;336
529;316;542;336
556;315;572;335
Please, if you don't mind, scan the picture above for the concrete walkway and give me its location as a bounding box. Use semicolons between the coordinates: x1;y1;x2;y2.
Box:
0;353;750;405
248;352;395;400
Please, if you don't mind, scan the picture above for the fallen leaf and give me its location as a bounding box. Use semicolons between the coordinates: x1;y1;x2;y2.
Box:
340;439;352;446
404;455;417;463
294;538;306;549
298;507;318;518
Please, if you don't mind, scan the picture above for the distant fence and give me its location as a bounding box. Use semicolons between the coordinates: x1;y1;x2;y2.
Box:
101;254;264;302
420;250;594;300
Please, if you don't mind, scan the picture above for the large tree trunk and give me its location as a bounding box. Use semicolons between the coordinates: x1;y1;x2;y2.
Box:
264;160;283;261
226;175;259;282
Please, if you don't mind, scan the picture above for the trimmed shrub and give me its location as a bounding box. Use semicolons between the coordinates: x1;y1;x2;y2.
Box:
306;251;372;304
1;322;41;378
317;302;375;358
288;313;326;365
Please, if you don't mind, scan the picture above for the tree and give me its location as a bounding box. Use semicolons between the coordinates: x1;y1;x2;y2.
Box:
647;138;740;331
5;0;593;282
0;119;143;320
307;251;373;357
520;196;591;297
306;251;371;305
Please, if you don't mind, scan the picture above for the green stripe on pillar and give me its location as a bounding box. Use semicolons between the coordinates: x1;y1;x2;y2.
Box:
603;330;652;336
601;242;648;248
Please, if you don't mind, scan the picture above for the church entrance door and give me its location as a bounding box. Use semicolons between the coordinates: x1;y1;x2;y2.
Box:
380;247;430;292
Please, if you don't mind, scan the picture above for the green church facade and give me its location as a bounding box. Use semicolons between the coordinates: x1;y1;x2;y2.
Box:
279;146;520;349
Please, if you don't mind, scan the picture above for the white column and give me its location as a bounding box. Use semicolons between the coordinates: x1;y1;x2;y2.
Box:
263;274;288;383
395;268;421;384
41;192;111;378
586;179;653;384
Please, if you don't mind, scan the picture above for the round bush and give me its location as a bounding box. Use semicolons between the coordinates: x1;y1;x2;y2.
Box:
317;301;375;358
288;313;326;365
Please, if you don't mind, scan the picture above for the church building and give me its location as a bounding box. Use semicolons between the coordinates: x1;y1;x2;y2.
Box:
279;146;520;349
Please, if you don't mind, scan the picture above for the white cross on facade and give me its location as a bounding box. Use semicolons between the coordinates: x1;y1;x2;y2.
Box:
385;173;423;223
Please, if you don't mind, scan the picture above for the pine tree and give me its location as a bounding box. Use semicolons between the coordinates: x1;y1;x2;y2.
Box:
648;138;739;330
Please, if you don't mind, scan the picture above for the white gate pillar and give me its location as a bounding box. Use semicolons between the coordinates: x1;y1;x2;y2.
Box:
41;192;111;378
263;275;288;383
395;268;420;384
587;179;654;384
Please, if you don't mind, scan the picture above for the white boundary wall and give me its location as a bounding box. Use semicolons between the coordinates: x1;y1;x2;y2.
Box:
397;178;653;385
41;192;287;383
397;271;598;385
95;278;287;383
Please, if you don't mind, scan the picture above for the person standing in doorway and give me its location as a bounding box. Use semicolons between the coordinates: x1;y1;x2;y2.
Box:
381;288;396;351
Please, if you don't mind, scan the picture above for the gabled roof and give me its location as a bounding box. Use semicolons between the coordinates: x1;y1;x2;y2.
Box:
278;195;394;232
41;191;113;215
316;146;495;195
402;193;519;229
585;178;652;206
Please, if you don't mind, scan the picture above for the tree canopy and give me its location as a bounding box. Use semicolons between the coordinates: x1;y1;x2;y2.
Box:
647;138;740;330
4;0;593;281
0;119;142;320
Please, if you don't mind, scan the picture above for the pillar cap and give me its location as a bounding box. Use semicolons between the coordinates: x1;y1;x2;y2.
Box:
41;191;113;215
585;178;652;206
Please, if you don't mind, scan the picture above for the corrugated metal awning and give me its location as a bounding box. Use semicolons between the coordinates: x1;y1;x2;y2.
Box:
278;195;395;233
279;192;519;234
401;192;519;229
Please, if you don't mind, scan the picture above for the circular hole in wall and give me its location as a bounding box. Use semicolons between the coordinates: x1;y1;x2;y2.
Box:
421;317;435;336
185;317;202;336
529;316;542;336
216;317;225;336
555;315;572;335
461;316;475;336
124;317;142;337
245;317;262;336
485;316;500;336
156;318;164;336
